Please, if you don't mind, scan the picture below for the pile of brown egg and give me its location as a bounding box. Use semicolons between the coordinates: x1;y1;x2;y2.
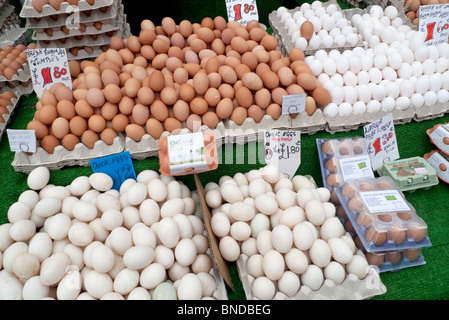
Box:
26;16;331;154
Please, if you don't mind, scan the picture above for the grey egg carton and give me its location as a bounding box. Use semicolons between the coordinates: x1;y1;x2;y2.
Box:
0;63;31;83
25;0;122;29
0;3;16;28
269;0;365;57
0;25;32;47
413;101;449;122
0;79;33;96
237;250;386;300
324;105;415;134
37;28;123;49
20;0;115;19
0;95;20;143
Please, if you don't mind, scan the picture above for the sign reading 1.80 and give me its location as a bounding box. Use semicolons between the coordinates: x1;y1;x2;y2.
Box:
26;48;73;98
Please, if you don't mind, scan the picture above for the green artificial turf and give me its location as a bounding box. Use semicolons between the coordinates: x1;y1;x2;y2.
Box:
2;0;449;301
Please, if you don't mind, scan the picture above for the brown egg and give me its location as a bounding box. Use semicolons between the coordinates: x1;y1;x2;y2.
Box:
110;36;125;50
163;117;183;133
99;102;118;121
178;83;195;102
397;211;412;221
312;87;331;106
102;84;122;104
248;105;264;123
404;248;420;262
202;88;220;108
88;114;107;133
69;116;87;136
51;117;70;139
260;70;279;90
300;21;314;41
260;35;278;51
347;194;363;211
125;124;146;142
118;96;134;115
160;87;178;106
202;111;220;129
69;61;81;78
377;178;394;190
325;157;340;173
41;135;60;154
192;72;209;95
386;251;402;265
145;118;164;140
241;72;263;91
148;70;165;92
81;130;99;149
123;78;141;99
32;0;49;13
40;91;58;107
74;99;94;119
365;225;388;246
137;87;155;106
235;86;253;108
218;83;235;100
172;100;190;122
101;69;120;87
53;85;73;102
271;87;287;106
131;104;150;125
179;20;193;38
230;106;247;125
407;222;427;243
388;224;407;245
27;120;49;140
265;103;282;120
365;252;385;267
190;97;208;115
111;114;129;132
356;210;374;227
215;97;233;120
218;65;238;85
39;105;58;125
305;96;317;116
62;134;80;151
297;73;318;91
100;128;118;145
150;100;169;121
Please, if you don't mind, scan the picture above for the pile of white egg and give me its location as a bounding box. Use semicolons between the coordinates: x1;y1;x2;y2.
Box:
205;165;371;300
305;4;449;119
275;1;361;51
0;166;220;300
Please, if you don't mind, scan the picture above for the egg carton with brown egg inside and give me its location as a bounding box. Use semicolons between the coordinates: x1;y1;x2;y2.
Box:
0;79;34;96
412;100;449;122
237;249;386;300
324;106;415;134
25;0;122;29
335;177;432;253
11;133;126;173
0;63;31;83
31;12;124;41
0;95;20;143
125;124;227;161
20;0;115;19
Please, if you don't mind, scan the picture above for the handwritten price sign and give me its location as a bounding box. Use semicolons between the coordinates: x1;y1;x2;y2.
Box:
264;129;301;179
225;0;259;25
363;113;400;171
419;4;449;46
27;48;72;98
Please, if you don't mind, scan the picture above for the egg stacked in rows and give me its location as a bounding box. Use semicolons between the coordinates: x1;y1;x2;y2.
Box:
0;166;220;300
0;44;34;81
25;15;331;153
205;165;371;300
0;91;19;135
311;5;449;119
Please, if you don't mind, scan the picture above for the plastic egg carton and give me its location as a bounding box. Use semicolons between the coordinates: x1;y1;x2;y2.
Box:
269;0;365;57
363;246;426;272
20;0;115;19
125;124;227;161
25;0;121;29
324;107;415;134
424;150;449;184
11;134;126;173
335;176;432;253
237;250;386;300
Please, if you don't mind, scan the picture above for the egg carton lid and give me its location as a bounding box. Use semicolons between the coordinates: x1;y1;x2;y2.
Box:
324;106;415;134
0;95;20;143
237;249;386;300
0;62;31;83
413;101;449;122
20;0;115;19
31;9;124;41
125;124;227;161
25;0;122;29
11;133;127;173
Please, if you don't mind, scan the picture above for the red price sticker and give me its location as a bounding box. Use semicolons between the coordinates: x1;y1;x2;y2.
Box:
419;4;449;46
27;48;73;99
226;0;259;25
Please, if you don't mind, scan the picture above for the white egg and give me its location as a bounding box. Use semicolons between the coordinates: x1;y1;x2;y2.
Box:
300;264;324;291
219;236;240;261
309;35;321;49
309;59;323;76
278;271;300;297
40;252;71;286
251;276;275;300
292;222;314;250
346;255;370;280
424;91;438;106
438;89;449;103
339;102;353;117
396;96;411;110
353;101;367;115
323;58;337;75
368;67;382;84
367;100;381;113
381;97;396;112
372;85;387;101
27;166;50;191
323;103;339;119
140;263;167;290
271;224;293;253
442;71;449;89
262;249;285;281
410;93;425;108
295;37;308;51
344;86;358;104
322;35;334;47
89;173;113;192
324;261;346;285
113;268;139;296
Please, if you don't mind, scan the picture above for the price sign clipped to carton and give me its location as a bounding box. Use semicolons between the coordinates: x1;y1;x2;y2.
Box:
7;129;36;153
264;129;301;179
282;94;306;115
225;0;259;25
27;48;72;99
159;131;218;176
363;113;400;171
419;4;449;46
90;151;137;191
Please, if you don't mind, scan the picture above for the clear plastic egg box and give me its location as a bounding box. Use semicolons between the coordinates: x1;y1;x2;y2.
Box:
20;0;115;19
362;246;426;272
25;0;122;29
316;137;372;193
335;177;432;253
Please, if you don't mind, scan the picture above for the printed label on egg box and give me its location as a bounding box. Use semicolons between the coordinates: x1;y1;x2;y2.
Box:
359;190;410;214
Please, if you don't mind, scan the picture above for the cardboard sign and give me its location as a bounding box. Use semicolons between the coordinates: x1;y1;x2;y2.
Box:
363;113;400;171
90;151;136;191
225;0;259;25
6;129;36;153
264;129;301;179
27;48;72;98
282;94;306;115
419;4;449;46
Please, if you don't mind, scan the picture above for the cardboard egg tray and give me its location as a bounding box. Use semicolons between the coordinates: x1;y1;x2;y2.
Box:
0;63;31;83
20;0;115;19
0;79;34;96
335;176;432;253
269;0;366;57
413;101;449;122
25;0;121;29
0;25;32;47
0;2;16;28
237;250;386;300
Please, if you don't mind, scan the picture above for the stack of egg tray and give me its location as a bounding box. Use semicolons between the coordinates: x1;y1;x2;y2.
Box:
0;0;31;47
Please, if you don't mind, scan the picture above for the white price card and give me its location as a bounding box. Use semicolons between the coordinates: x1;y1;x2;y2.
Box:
7;129;36;153
339;155;375;181
264;129;301;179
27;48;72;99
225;0;259;25
419;4;449;46
282;94;306;115
363;113;400;171
359;190;410;214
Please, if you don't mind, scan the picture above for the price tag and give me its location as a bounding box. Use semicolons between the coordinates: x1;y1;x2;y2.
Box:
27;48;72;99
7;129;36;153
419;4;449;46
90;151;137;191
264;129;301;179
359;190;410;214
339;155;374;181
363;113;400;171
225;0;259;25
282;94;306;115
